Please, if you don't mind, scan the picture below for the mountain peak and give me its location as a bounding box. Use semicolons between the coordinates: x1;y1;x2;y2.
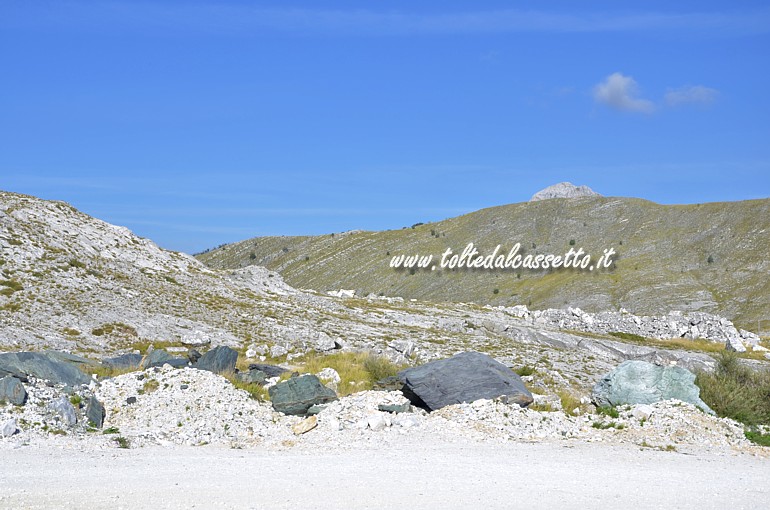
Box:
530;182;601;202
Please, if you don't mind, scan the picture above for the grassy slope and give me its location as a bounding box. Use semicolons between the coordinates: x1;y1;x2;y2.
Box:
197;197;770;330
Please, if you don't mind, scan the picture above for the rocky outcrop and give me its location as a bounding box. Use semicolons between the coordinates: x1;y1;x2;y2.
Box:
505;306;761;347
592;360;713;414
530;182;601;201
398;352;533;411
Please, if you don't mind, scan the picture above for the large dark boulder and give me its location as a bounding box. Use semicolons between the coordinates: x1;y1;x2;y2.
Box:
398;351;534;411
248;363;289;378
140;349;188;369
592;360;713;413
0;352;93;387
268;375;337;416
0;376;27;405
195;346;238;375
86;396;106;428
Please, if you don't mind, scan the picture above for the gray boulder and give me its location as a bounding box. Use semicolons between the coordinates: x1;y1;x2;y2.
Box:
0;352;93;387
398;351;534;411
725;337;747;353
592;360;713;414
48;396;77;426
236;369;268;385
140;349;188;369
1;418;18;438
102;353;143;371
268;375;338;416
195;346;238;375
86;396;106;428
0;376;27;405
248;363;289;378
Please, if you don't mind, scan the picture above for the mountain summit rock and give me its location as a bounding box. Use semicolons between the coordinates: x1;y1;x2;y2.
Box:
530;182;601;201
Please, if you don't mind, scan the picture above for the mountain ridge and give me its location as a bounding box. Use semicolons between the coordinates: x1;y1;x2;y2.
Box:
197;195;770;330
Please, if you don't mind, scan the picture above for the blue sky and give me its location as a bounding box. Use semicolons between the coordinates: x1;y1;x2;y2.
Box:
1;1;769;253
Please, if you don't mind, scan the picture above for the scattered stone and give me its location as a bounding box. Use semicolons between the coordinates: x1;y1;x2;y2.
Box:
268;375;338;416
292;415;318;435
725;337;747;353
195;346;238;375
1;418;18;437
186;349;202;364
0;352;93;387
306;404;328;415
632;404;655;421
389;339;416;358
378;402;411;414
398;351;533;411
48;396;77;426
314;333;338;352
592;360;713;414
753;345;769;352
102;353;143;371
0;375;27;405
270;345;289;358
180;332;211;347
316;368;341;390
367;413;389;431
126;396;137;405
248;364;289;378
86;396;106;428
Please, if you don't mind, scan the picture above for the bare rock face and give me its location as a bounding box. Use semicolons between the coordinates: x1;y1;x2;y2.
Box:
530;182;601;201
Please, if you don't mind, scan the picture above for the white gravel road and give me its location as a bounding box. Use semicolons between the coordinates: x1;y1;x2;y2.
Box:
1;440;767;510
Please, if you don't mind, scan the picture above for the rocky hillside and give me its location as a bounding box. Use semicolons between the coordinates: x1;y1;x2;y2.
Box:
197;194;770;330
2;190;767;390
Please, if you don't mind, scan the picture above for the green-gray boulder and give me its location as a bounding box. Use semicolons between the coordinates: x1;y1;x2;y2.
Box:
592;360;713;414
268;375;337;416
0;352;93;388
0;376;27;405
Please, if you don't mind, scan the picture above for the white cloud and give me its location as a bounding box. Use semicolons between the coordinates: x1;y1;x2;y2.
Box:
593;72;655;114
665;85;719;106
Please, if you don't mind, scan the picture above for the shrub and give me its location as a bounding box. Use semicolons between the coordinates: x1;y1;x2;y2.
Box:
597;406;620;419
68;259;86;269
514;366;535;377
493;288;500;295
113;436;130;448
569;239;576;246
696;351;770;428
297;351;403;396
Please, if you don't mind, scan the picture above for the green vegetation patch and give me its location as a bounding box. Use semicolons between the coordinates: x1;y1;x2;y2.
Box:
696;351;770;427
